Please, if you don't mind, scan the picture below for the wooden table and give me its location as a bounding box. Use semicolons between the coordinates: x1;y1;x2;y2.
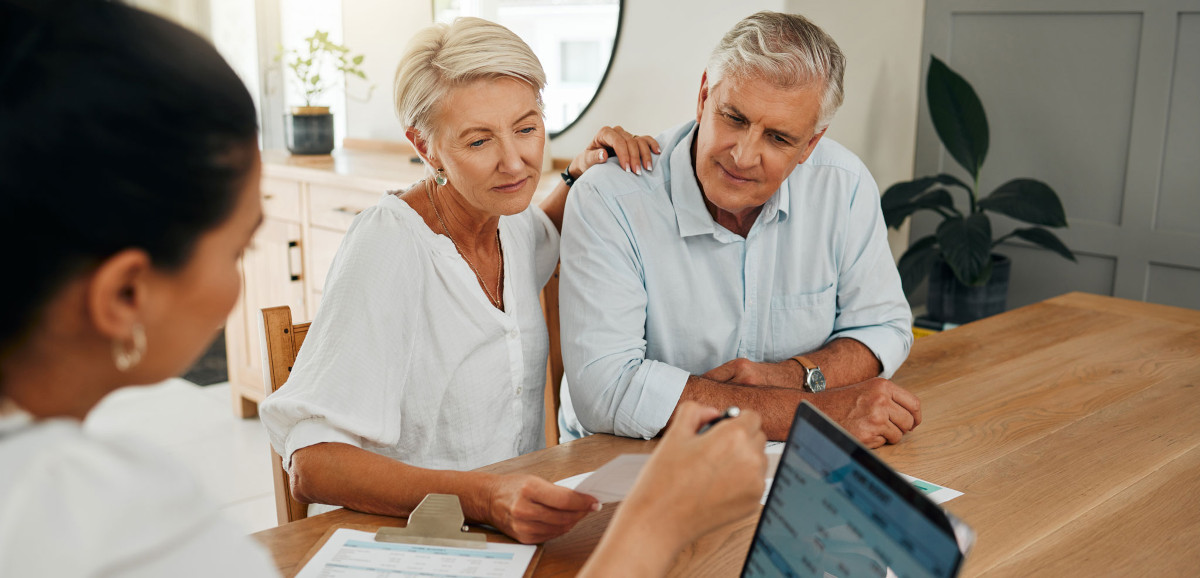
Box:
253;292;1200;576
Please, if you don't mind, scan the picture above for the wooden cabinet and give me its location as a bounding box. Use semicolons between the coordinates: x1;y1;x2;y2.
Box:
226;188;309;416
308;183;379;231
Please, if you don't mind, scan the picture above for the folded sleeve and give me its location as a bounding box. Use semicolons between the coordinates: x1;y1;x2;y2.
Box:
259;206;422;469
827;163;913;378
559;181;688;439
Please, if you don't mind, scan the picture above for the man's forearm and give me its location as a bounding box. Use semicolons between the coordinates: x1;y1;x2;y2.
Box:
799;337;883;389
675;376;808;440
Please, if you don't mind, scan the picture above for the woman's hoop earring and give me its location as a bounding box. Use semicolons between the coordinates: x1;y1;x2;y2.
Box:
434;168;448;187
113;324;147;372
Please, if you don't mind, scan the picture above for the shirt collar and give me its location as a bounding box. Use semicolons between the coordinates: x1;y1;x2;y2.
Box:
668;124;714;238
669;123;791;239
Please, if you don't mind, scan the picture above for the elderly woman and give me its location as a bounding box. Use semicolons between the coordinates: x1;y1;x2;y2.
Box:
0;2;765;575
258;18;664;542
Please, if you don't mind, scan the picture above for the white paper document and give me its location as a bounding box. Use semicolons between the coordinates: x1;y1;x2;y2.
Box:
757;472;961;506
294;528;537;578
898;473;963;504
556;453;650;503
556;448;778;504
557;444;962;508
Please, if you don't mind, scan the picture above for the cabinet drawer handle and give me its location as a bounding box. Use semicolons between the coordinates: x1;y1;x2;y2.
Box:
263;194;275;200
287;240;302;282
334;206;364;216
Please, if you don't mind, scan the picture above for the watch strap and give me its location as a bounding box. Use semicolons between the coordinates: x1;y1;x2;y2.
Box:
791;355;818;372
560;170;577;187
791;355;824;392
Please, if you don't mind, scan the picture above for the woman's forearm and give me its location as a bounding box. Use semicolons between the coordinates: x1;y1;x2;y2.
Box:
538;178;570;232
578;501;687;578
289;442;498;521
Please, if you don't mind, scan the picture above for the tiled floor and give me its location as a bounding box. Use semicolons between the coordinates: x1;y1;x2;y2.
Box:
84;378;278;535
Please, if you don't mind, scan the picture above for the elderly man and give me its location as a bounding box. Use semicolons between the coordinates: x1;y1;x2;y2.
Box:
558;11;920;447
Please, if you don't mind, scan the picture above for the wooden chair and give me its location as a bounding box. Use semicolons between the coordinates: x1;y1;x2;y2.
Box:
259;305;311;525
259;271;565;525
540;265;564;447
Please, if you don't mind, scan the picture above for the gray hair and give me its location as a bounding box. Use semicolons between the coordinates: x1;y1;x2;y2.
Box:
394;17;546;145
706;11;846;130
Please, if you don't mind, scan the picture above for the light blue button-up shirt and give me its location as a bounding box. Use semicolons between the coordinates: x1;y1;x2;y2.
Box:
558;121;912;440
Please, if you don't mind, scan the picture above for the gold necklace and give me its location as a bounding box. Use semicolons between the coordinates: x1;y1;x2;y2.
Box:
425;180;504;309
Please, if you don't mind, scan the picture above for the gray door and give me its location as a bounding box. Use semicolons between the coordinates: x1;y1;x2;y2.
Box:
912;0;1200;310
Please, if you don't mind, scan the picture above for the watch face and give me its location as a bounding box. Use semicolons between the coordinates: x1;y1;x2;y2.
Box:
807;368;826;393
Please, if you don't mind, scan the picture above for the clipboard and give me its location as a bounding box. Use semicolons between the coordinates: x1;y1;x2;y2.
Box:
290;494;543;578
374;493;487;548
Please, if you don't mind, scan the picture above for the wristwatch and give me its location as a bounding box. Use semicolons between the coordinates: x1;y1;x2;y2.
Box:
791;355;826;393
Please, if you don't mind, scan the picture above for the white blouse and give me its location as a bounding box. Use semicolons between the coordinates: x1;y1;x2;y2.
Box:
260;193;559;476
0;407;277;577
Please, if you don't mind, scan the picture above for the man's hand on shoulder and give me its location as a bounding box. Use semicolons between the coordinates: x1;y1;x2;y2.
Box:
809;378;922;448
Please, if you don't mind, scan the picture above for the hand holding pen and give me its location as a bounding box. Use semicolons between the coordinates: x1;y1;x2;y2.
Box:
610;402;766;553
697;406;741;434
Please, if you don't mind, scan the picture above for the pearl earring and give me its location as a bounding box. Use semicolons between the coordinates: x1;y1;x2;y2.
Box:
434;168;448;186
113;324;147;371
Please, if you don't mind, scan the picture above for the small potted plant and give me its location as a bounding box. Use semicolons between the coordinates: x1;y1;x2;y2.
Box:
278;30;368;155
883;56;1076;324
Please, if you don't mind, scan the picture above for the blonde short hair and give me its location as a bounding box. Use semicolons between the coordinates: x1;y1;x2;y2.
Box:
394;17;546;144
707;11;846;130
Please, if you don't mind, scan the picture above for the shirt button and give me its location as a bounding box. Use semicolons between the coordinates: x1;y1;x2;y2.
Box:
516;386;523;395
508;329;518;339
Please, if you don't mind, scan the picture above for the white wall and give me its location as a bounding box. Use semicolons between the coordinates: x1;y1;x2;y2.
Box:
790;1;925;199
786;0;926;259
336;0;769;147
128;0;262;120
127;0;210;33
334;1;926;259
339;0;779;151
550;0;784;156
551;1;926;259
209;0;262;122
337;0;764;148
278;0;347;141
341;1;432;142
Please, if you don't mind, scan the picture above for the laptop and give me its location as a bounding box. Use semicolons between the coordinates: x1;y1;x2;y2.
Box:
742;402;974;578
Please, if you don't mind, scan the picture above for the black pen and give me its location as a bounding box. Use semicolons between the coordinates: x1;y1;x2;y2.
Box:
697;406;741;434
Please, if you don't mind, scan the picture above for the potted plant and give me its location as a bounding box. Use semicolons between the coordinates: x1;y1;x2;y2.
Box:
278;30;368;155
883;56;1076;324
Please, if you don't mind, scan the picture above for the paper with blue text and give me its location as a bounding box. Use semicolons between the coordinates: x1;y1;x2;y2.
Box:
294;528;536;578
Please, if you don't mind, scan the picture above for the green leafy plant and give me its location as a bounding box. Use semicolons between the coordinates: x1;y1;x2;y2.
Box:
277;30;367;107
884;56;1076;295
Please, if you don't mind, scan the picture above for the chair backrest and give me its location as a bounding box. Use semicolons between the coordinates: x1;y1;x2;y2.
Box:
540;265;564;447
259;305;310;525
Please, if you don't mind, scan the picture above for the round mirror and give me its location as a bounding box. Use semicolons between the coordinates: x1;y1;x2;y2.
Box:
433;0;622;136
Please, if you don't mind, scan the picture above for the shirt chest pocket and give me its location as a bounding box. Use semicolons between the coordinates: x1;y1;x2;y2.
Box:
769;284;837;361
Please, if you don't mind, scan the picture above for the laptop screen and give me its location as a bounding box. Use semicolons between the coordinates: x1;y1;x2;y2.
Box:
743;403;964;578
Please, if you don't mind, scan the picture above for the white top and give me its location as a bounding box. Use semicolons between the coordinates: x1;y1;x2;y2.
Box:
0;406;277;577
260;193;559;474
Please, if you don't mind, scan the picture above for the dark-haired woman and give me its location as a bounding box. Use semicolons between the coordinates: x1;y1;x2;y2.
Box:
0;2;765;576
0;1;278;574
